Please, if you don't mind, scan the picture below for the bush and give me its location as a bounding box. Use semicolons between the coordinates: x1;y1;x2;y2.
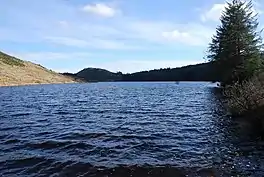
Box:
224;74;264;116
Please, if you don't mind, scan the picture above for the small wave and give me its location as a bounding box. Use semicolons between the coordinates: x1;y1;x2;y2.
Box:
25;140;71;150
54;111;70;115
180;127;202;134
36;131;51;136
2;139;21;144
62;142;94;150
103;134;158;142
61;132;107;140
0;127;16;131
23;140;97;152
10;112;32;117
0;134;14;139
0;157;49;170
0;158;219;177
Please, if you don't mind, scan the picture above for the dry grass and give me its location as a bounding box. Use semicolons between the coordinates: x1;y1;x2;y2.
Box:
0;53;76;86
0;52;25;66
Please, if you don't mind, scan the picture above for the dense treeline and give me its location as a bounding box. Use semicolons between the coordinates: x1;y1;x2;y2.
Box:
63;62;219;82
122;62;219;81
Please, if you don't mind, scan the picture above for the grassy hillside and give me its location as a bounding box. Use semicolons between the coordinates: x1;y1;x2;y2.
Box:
0;51;76;86
0;52;25;67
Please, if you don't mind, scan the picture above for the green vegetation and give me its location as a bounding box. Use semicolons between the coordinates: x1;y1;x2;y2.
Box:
67;63;219;82
208;0;263;86
76;68;123;82
0;51;25;67
224;74;264;116
207;0;264;121
122;63;219;81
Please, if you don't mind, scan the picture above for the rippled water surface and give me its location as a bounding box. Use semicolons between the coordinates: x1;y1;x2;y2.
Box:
1;82;264;176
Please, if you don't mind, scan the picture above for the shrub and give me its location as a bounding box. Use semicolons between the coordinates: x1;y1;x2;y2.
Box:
224;73;264;116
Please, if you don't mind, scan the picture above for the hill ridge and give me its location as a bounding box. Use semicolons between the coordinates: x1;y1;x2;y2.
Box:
0;51;76;86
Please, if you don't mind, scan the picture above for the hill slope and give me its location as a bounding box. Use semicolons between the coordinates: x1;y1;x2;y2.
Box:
0;51;75;86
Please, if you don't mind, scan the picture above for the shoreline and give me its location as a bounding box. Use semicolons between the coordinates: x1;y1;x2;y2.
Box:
0;81;78;87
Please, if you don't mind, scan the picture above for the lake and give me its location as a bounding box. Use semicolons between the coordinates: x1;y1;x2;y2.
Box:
1;82;264;176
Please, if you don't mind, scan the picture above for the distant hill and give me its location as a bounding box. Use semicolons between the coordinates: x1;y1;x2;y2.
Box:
0;50;219;86
67;62;219;82
75;68;123;82
0;51;76;86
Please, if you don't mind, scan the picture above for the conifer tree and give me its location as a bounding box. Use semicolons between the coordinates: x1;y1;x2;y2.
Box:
208;0;263;85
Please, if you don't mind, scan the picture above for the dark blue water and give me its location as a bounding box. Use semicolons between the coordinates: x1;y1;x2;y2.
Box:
1;82;264;177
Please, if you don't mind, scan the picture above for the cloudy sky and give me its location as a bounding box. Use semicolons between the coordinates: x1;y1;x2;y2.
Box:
0;0;264;73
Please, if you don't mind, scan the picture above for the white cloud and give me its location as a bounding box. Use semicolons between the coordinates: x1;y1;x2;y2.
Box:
201;3;226;22
89;39;126;49
45;36;89;47
45;36;136;50
121;21;213;46
162;30;206;46
0;0;214;50
201;1;263;22
59;21;69;28
82;3;118;17
161;23;214;46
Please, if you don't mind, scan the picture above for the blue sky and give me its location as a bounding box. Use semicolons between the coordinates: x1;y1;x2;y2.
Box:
1;0;264;73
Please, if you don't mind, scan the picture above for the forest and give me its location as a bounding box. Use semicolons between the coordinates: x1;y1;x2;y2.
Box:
63;62;219;82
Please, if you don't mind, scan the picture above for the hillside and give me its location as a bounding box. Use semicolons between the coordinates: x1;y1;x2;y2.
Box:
75;68;123;82
0;51;76;86
66;62;219;82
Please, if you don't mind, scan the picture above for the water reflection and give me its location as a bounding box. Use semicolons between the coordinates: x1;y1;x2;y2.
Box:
207;86;264;176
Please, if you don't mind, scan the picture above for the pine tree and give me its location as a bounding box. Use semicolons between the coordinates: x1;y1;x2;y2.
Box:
208;0;263;85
